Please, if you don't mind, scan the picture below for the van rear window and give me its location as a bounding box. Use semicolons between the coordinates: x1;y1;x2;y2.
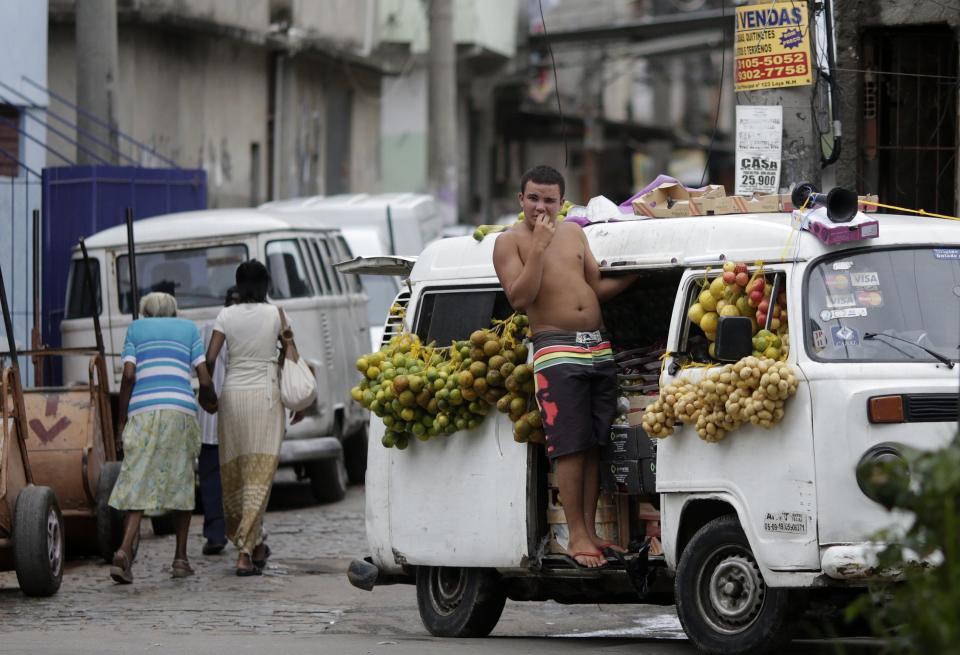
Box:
65;258;102;319
117;245;247;314
414;287;513;346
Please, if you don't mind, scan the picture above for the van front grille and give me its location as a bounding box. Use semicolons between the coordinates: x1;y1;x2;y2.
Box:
380;289;410;348
903;393;959;423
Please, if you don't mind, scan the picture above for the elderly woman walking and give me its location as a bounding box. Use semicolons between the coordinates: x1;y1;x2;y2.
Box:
109;292;217;584
206;260;303;575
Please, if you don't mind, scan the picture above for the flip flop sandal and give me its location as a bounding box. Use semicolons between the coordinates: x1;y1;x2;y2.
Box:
110;550;134;585
252;544;272;569
171;559;195;578
565;550;608;569
236;555;262;577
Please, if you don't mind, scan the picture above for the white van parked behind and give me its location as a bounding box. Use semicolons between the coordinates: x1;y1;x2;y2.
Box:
59;208;370;500
348;210;960;653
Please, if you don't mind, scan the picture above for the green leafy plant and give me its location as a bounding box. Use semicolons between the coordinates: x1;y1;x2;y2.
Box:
848;432;960;653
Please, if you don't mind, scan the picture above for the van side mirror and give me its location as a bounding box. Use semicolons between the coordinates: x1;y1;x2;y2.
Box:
715;316;753;361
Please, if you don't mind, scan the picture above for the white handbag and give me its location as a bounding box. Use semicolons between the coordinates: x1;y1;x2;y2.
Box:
278;309;318;411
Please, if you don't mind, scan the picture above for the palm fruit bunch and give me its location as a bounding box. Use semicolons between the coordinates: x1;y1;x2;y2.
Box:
640;356;799;443
472;200;575;241
685;260;789;360
350;312;542;449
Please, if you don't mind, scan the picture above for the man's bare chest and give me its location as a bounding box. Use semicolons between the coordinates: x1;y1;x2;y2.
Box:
517;234;584;270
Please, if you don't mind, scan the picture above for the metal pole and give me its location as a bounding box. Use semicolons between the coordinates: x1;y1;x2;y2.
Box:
31;209;42;386
427;0;458;225
126;208;139;319
79;238;104;355
76;0;120;165
386;205;397;256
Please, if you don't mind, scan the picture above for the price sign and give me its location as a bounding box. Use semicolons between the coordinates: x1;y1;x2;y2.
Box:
735;105;782;195
735;2;814;91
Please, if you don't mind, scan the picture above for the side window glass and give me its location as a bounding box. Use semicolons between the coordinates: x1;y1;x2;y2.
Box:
298;238;323;294
317;238;344;294
680;277;715;363
265;240;314;299
334;235;361;293
65;258;102;318
309;239;332;295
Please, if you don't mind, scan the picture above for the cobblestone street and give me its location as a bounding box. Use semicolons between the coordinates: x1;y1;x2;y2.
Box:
0;474;876;654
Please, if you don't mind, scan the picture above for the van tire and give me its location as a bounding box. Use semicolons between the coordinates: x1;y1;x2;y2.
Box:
307;456;348;503
13;486;64;597
675;514;793;655
96;462;124;562
343;427;368;485
416;566;506;638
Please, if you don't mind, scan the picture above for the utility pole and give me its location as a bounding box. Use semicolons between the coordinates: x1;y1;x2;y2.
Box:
76;0;120;165
734;1;821;190
427;0;457;225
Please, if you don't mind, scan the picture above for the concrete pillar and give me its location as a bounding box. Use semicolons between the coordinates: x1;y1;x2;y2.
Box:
75;0;120;165
427;0;458;225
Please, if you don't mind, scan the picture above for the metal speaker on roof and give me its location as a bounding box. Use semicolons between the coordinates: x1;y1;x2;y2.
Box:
791;182;859;223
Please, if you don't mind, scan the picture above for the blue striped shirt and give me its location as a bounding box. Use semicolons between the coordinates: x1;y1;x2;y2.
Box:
121;318;205;418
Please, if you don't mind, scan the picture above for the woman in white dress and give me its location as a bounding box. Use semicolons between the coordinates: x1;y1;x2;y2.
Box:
205;261;302;575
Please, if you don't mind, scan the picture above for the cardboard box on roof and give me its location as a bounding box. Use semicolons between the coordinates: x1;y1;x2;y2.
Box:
632;182;725;218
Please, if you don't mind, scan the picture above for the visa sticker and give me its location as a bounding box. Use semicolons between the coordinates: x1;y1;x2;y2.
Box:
821;307;868;320
812;329;827;349
831;325;860;346
832;261;854;271
934;248;960;260
826;294;856;308
851;271;880;287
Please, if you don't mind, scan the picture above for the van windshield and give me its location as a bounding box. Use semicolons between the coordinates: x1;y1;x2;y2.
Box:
806;247;960;364
117;245;248;314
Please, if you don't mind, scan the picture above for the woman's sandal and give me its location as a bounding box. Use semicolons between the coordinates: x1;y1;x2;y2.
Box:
171;558;195;578
110;549;134;585
252;543;272;569
236;554;261;577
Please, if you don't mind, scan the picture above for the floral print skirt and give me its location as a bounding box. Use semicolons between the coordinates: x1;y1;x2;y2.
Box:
109;410;201;513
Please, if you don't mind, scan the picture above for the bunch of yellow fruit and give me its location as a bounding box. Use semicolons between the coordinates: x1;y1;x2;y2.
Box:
350;313;543;449
641;356;799;443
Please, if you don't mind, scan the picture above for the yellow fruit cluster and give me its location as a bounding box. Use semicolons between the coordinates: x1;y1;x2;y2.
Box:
641;356;800;443
350;313;542;449
472;201;575;241
686;261;790;359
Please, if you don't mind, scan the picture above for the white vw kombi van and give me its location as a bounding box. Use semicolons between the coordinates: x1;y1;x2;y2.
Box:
348;210;960;653
60;208;370;501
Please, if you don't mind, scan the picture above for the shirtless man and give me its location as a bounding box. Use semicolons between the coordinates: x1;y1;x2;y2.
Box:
493;165;638;568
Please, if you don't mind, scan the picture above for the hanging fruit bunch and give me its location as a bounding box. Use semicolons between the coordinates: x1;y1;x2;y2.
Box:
351;311;543;449
685;261;789;360
641;356;799;443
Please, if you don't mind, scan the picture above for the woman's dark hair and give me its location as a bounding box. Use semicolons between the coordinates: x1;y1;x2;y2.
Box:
235;260;270;303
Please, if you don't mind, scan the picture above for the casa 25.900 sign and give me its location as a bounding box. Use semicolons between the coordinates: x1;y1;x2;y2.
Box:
735;2;813;91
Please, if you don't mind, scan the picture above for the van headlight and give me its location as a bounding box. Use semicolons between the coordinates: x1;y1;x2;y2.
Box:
856;444;910;510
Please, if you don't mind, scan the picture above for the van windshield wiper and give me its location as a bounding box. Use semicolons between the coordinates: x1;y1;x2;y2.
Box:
863;332;955;369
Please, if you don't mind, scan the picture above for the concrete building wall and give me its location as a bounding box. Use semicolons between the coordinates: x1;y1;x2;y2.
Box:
294;0;375;50
0;0;47;374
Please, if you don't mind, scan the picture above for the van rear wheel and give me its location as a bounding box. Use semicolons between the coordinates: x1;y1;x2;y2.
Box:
675;515;793;655
307;456;348;503
416;566;506;637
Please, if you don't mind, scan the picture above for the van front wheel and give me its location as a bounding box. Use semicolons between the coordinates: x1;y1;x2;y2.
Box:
675;515;793;655
416;566;506;637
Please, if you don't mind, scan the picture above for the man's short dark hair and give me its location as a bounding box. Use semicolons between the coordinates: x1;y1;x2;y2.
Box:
520;165;565;198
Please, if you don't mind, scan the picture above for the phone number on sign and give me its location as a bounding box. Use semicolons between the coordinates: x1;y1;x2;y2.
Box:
736;53;809;81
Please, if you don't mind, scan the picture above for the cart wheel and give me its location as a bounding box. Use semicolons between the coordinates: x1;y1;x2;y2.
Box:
13;486;64;597
307;455;348;504
675;514;793;655
416;566;506;637
96;462;124;562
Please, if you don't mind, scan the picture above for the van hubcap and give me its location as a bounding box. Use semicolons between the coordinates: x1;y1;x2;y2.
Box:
430;567;467;615
697;549;765;634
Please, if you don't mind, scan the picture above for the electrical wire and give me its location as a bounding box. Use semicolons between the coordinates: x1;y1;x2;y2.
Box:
699;0;725;187
538;0;568;168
